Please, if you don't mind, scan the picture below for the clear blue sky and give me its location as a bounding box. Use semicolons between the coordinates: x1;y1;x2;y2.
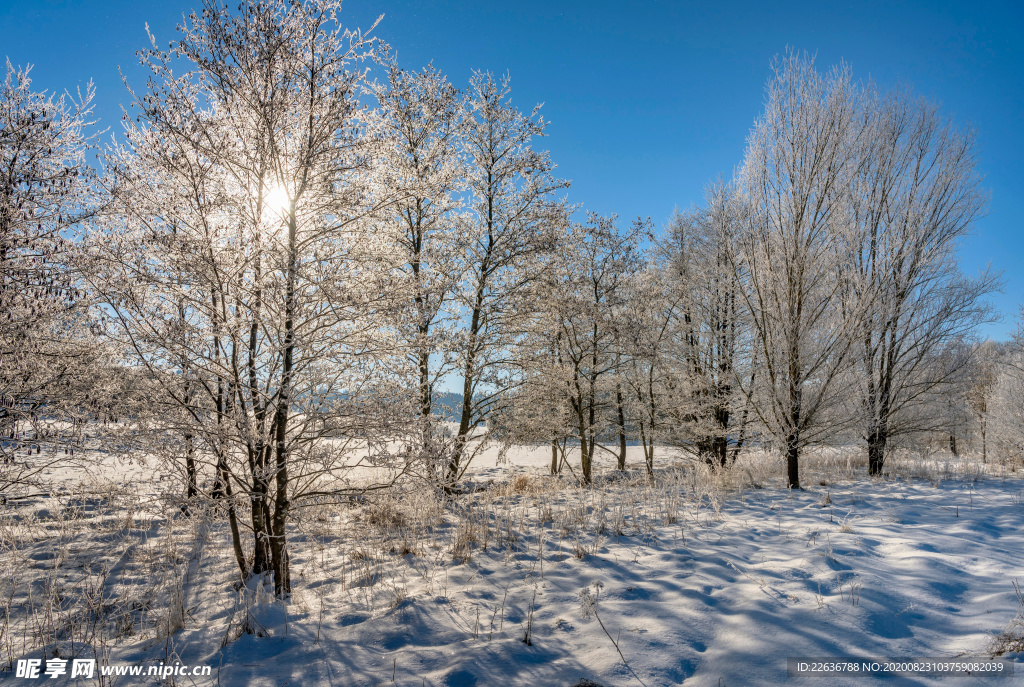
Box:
3;0;1021;338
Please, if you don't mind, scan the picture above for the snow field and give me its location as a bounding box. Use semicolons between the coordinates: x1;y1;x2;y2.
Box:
1;447;1022;686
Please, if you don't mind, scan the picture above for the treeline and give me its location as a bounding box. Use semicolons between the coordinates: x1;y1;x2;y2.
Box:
0;0;1007;597
503;54;997;488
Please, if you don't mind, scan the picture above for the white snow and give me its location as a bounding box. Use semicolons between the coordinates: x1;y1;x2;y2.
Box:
2;447;1022;686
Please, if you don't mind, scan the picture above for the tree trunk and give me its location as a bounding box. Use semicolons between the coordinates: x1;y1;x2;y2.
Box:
214;453;248;580
867;425;887;476
713;435;728;469
249;451;273;576
551;439;559;475
577;408;592;485
242;252;273;575
981;418;987;464
579;435;591;484
785;430;801;489
181;371;197;502
419;348;432;422
639;421;653;476
615;385;627;470
268;425;290;597
451;285;486;488
729;368;755;465
786;351;802;488
184;433;197;500
267;209;298;599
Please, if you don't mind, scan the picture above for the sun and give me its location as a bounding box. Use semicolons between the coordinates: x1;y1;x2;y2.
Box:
265;185;291;215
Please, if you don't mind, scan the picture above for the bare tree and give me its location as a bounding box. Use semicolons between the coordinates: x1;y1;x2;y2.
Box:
616;262;675;475
930;340;977;457
373;60;467;478
989;319;1024;464
965;340;1004;464
493;319;575;476
659;183;751;468
88;0;391;597
844;87;995;474
0;59;108;492
540;214;642;483
736;51;868;489
447;71;569;485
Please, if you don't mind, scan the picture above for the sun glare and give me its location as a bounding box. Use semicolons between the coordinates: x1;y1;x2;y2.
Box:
265;185;291;215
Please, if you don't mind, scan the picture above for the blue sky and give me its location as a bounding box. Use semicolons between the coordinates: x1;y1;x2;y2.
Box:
2;0;1021;337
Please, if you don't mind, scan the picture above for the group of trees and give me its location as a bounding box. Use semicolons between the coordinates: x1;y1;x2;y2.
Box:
736;54;994;485
0;0;1010;597
4;0;572;596
509;53;996;490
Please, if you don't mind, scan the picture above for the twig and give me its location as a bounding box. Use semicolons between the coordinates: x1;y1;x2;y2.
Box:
590;587;625;664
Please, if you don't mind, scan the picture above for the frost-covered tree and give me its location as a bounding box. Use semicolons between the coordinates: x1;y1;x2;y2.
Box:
990;368;1024;465
928;340;977;457
539;214;642;483
965;340;1004;464
616;262;676;475
494;318;575;476
736;51;868;489
845;87;994;474
659;183;752;468
0;60;106;489
448;71;569;485
87;0;393;597
989;324;1024;465
373;60;466;475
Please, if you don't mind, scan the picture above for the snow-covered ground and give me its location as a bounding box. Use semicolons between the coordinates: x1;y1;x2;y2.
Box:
2;447;1022;685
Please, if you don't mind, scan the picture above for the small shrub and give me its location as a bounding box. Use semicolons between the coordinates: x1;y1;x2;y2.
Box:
990;580;1024;657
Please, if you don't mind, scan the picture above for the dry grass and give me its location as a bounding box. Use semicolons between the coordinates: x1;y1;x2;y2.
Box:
1;442;1015;676
0;480;211;674
990;580;1024;657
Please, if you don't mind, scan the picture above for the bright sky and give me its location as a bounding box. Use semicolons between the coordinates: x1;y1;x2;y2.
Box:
3;0;1021;337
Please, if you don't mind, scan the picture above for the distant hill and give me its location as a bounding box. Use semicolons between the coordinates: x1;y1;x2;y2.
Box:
432;391;463;422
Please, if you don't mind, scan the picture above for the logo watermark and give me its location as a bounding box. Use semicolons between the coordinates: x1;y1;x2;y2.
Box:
15;659;212;680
